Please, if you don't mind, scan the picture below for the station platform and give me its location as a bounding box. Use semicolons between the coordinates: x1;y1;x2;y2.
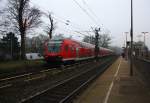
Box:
74;57;150;103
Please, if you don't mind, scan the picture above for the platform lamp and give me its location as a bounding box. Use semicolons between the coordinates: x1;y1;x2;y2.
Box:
124;32;129;60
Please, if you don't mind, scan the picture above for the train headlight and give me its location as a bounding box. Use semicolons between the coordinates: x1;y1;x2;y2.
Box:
58;56;62;58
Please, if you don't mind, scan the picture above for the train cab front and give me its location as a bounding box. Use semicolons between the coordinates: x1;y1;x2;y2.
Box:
44;40;63;63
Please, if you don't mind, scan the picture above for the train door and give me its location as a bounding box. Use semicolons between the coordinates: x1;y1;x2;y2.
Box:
71;46;76;58
64;45;69;58
76;48;79;58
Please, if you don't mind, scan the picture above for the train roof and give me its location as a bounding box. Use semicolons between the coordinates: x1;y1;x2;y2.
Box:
72;39;95;49
48;38;113;52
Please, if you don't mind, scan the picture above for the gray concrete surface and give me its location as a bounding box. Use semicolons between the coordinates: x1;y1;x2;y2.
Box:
74;57;150;103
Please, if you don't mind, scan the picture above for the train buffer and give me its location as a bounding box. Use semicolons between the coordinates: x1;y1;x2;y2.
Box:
74;57;150;103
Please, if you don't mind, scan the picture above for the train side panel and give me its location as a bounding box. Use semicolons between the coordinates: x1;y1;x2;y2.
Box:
44;38;114;64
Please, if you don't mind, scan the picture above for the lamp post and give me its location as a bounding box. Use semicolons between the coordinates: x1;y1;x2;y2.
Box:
141;32;148;47
125;32;128;47
130;0;133;76
125;32;129;60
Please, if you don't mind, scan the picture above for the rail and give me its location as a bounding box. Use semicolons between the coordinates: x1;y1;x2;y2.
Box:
20;56;117;103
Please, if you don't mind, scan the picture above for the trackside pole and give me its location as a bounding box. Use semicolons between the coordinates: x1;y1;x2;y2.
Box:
94;28;100;62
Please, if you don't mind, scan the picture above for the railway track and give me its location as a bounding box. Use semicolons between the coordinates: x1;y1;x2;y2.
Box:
0;56;117;103
0;60;95;89
0;56;111;84
20;57;116;103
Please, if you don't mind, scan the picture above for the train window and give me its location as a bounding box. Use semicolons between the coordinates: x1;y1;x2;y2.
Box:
76;48;79;57
48;42;61;53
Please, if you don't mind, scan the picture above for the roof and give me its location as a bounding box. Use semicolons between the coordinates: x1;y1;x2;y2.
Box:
48;38;113;52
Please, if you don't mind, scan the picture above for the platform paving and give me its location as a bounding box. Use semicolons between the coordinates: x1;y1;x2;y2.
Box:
74;57;150;103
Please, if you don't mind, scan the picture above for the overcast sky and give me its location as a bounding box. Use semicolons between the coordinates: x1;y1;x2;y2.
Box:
1;0;150;48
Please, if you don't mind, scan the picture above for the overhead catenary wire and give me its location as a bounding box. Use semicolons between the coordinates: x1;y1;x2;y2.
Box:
58;27;89;38
49;17;91;37
53;16;85;31
30;1;90;32
72;0;110;35
72;0;99;26
82;0;100;23
30;1;109;34
53;16;92;35
45;16;95;39
81;0;110;33
30;1;95;38
44;11;95;37
52;13;89;30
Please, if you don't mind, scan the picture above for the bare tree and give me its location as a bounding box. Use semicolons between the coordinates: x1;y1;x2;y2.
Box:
0;10;10;34
2;0;42;59
99;34;111;48
26;34;56;54
83;34;111;48
44;12;56;39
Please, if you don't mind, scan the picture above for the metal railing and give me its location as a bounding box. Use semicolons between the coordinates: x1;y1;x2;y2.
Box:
134;57;150;84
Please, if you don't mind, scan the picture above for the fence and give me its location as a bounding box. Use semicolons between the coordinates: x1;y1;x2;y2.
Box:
134;57;150;85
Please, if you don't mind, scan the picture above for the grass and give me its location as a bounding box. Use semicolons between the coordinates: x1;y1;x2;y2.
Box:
0;60;45;77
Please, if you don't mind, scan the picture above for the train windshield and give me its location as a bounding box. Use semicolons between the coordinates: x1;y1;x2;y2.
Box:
48;41;62;53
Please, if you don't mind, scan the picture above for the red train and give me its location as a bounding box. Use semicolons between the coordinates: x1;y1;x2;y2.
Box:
44;38;113;63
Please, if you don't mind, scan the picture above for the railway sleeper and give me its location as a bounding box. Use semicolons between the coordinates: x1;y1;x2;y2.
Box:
21;57;117;103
